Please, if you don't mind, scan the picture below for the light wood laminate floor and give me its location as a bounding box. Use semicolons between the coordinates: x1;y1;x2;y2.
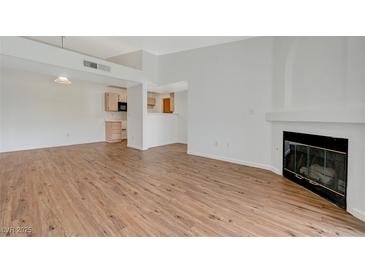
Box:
1;141;365;236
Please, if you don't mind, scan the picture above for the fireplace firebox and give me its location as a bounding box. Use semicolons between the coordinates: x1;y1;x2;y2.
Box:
283;131;348;209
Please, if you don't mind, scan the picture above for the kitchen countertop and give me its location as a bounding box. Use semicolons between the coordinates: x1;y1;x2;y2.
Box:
147;112;178;115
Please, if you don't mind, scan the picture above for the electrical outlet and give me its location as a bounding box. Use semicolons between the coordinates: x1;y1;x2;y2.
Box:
66;132;70;137
226;142;230;148
214;140;218;147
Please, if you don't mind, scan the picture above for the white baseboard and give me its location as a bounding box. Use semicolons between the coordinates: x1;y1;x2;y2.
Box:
349;208;365;222
270;167;282;175
188;150;279;174
127;144;148;150
0;139;105;153
146;141;185;150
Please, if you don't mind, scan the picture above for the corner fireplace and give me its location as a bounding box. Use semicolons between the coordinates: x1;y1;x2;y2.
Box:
283;131;348;209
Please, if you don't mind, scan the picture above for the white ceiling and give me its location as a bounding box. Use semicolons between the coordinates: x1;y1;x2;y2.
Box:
2;54;189;92
1;55;138;88
27;36;250;59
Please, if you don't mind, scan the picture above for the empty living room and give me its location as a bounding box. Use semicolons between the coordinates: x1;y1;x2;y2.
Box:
1;1;365;273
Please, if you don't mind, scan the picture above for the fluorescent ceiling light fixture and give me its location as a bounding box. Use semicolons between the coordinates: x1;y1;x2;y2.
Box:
54;76;71;85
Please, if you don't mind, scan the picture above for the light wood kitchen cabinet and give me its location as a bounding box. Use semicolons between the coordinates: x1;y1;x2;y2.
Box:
105;121;122;143
118;93;127;103
105;92;119;112
147;96;156;106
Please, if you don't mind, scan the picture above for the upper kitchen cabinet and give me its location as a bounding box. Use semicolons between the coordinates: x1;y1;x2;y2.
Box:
147;94;156;106
118;93;127;103
105;87;127;112
104;92;119;112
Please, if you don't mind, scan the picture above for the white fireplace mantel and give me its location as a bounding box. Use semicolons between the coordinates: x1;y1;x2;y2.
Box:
266;108;365;124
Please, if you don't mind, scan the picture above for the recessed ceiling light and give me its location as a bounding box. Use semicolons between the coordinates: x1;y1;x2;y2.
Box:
54;76;71;85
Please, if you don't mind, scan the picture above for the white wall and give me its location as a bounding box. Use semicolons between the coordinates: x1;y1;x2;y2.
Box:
107;50;143;70
272;37;365;111
127;83;147;150
145;113;179;148
0;67;126;152
174;90;188;143
106;49;159;83
142;51;159;83
158;37;273;170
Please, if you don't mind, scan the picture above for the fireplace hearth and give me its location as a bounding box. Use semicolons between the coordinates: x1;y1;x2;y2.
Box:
283;131;348;209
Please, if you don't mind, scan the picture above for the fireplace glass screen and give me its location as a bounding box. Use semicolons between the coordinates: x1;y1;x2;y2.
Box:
284;141;347;196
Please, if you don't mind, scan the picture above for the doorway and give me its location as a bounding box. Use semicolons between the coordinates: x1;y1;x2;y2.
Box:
163;98;173;113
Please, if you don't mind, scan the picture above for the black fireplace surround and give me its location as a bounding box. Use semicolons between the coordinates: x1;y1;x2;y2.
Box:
283;131;348;209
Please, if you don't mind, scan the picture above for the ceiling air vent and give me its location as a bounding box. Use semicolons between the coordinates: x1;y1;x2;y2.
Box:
83;60;111;72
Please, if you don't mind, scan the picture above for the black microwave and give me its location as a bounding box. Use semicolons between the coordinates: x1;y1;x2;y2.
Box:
118;102;127;112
